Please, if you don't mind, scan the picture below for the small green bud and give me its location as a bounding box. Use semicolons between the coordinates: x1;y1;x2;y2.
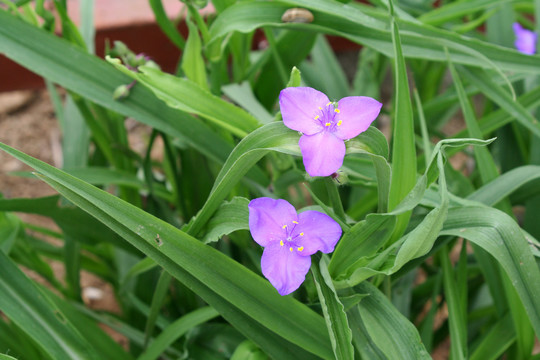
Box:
113;84;130;100
113;41;130;56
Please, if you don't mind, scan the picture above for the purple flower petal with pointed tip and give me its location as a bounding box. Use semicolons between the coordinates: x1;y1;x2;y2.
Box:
248;198;297;247
334;97;383;140
280;87;382;177
299;131;346;177
279;87;329;135
292;210;342;255
261;242;312;295
248;197;342;295
513;22;537;55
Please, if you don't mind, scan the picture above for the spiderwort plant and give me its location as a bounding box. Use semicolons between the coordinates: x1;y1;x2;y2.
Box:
513;22;537;54
248;197;342;295
279;87;382;177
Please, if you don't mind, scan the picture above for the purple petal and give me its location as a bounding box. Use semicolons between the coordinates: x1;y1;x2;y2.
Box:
280;87;329;135
249;198;298;247
261;242;312;295
299;132;346;177
513;22;537;55
292;211;342;255
333;96;382;140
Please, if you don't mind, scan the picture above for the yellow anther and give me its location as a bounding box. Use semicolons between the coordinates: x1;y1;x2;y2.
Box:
326;102;332;106
337;120;342;126
282;224;287;229
298;247;304;252
325;122;331;127
293;221;299;224
300;232;304;236
289;247;293;252
314;115;320;120
334;108;340;113
280;240;284;246
318;106;322;110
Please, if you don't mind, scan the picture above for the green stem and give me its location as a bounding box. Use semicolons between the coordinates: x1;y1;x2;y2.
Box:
186;3;210;44
413;88;431;169
262;28;288;85
324;177;346;221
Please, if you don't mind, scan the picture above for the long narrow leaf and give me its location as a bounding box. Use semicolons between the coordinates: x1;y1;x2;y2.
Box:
0;142;333;360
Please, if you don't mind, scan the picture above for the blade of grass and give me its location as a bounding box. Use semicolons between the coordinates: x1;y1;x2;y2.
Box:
0;251;99;359
312;256;354;360
388;2;416;241
460;66;540;139
149;0;185;50
138;307;219;360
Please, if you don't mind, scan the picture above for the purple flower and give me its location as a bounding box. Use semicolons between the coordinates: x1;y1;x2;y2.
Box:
279;87;382;177
248;197;342;295
513;22;537;55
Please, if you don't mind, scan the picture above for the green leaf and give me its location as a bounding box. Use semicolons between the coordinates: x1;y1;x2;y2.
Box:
331;138;490;288
63;167;173;202
353;282;431;359
47;287;133;360
467;165;540;206
0;355;18;360
461;66;540;139
0;11;234;165
0;142;333;360
469;313;515;360
138;307;219;360
202;197;249;244
0;212;21;254
440;245;467;360
208;1;540;74
0;251;98;359
149;0;185;50
144;271;172;347
111;63;260;138
388;5;417;240
447;52;500;183
298;35;349;100
441;206;540;337
419;0;508;26
312;257;354;360
182;18;208;90
253;30;317;109
222;82;274;124
329;215;396;278
0;195;134;252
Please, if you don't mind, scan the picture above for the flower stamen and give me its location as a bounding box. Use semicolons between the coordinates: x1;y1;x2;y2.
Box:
289;247;293;252
325;122;331;127
280;240;284;246
298;246;304;252
293;221;299;224
337;120;342;126
314;115;320;120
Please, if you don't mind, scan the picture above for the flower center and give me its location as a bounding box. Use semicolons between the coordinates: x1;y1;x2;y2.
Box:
280;221;305;252
314;102;342;131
